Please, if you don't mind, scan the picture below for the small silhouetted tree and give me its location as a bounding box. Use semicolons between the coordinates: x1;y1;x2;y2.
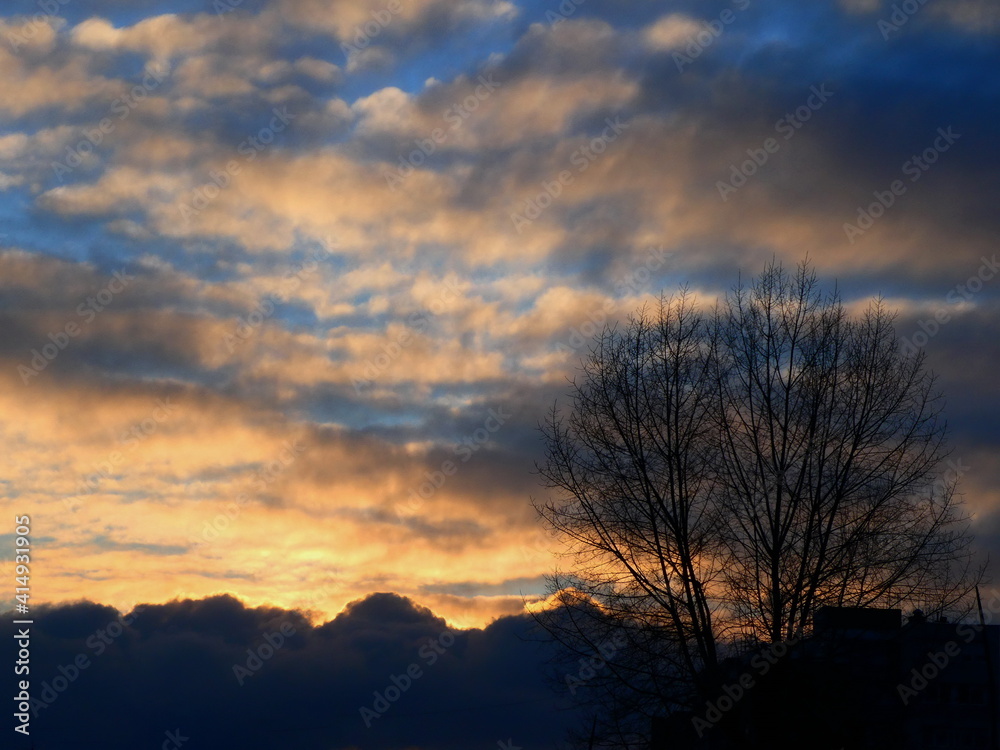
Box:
534;260;981;748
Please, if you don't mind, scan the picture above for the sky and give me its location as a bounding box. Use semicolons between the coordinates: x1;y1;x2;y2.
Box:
1;0;999;746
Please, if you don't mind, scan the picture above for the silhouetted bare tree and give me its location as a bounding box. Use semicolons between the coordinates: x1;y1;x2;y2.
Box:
534;260;981;748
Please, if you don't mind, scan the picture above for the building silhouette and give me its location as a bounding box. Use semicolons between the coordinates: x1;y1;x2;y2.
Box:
652;606;1000;749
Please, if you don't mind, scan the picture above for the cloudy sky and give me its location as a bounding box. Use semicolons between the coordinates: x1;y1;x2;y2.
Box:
1;0;998;746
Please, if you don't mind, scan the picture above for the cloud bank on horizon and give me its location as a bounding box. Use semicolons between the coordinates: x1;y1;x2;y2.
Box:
0;0;998;633
2;592;578;748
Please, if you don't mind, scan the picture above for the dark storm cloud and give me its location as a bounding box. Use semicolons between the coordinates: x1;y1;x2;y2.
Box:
4;593;577;750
